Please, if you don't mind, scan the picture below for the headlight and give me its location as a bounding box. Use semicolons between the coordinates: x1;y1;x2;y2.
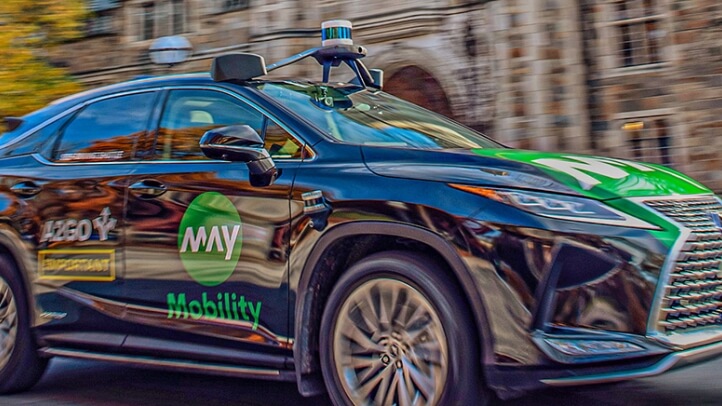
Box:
450;185;660;230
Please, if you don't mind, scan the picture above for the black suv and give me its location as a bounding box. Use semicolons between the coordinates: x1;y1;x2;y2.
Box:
2;29;722;406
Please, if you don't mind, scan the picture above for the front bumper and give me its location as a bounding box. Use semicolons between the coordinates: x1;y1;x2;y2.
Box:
459;193;722;398
541;338;722;386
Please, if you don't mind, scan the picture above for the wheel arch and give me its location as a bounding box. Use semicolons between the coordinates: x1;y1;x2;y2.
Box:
292;221;493;396
0;222;37;323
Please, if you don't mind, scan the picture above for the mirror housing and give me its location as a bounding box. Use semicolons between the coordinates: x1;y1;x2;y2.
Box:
200;125;279;187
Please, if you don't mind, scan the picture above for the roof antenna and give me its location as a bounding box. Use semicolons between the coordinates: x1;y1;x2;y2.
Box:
211;20;382;88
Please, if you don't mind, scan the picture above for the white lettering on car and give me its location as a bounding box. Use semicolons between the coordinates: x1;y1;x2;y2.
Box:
39;207;118;243
532;156;654;190
180;225;241;261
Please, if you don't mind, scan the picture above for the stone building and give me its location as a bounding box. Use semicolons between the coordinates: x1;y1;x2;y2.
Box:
54;0;722;190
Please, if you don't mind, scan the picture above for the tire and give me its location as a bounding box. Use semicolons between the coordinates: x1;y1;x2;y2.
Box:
320;250;488;406
0;255;48;394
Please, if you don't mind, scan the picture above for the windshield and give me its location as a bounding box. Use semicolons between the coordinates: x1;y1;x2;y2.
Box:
257;82;503;149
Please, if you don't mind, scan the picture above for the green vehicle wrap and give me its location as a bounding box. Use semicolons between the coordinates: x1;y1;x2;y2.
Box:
471;149;715;250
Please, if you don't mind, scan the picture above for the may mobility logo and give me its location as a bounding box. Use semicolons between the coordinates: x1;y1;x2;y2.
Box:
167;192;262;330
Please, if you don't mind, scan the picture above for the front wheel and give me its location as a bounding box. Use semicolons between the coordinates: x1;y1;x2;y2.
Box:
0;255;48;394
320;251;487;406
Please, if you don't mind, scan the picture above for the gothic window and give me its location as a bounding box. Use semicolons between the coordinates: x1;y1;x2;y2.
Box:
86;0;120;37
610;0;666;67
172;0;185;35
135;1;187;40
141;2;155;40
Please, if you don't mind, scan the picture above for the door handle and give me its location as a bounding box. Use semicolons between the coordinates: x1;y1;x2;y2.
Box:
129;180;167;198
11;181;41;197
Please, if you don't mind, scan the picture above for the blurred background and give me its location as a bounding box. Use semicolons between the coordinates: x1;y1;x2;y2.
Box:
1;0;721;191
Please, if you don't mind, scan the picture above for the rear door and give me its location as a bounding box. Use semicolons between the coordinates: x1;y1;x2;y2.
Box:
121;87;307;367
25;90;157;348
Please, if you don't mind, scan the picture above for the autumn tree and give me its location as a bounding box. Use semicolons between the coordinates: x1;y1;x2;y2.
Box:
0;0;87;122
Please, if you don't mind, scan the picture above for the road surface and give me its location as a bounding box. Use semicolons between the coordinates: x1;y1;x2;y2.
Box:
4;356;722;405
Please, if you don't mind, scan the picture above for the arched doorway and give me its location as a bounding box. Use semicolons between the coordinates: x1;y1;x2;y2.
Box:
384;66;454;119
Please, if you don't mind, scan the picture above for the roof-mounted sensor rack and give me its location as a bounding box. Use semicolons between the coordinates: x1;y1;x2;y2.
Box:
210;20;383;89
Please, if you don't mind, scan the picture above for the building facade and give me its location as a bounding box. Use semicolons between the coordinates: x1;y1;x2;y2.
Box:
53;0;722;190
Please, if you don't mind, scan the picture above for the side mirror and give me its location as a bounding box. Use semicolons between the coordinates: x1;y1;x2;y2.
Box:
200;125;279;187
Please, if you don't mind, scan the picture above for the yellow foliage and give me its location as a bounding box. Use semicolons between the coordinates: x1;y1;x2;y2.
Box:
0;0;87;119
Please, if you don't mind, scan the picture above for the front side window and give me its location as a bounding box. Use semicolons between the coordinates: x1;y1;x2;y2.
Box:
154;89;305;161
258;83;503;150
264;120;306;159
51;92;155;163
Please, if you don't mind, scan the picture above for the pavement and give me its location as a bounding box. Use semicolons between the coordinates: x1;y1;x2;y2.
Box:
4;355;722;405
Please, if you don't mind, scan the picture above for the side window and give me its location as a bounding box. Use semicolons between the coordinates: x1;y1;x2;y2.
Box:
155;89;264;160
4;114;73;158
52;92;155;163
265;120;307;159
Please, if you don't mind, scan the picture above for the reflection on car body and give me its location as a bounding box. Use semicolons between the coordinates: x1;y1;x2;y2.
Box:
1;20;722;406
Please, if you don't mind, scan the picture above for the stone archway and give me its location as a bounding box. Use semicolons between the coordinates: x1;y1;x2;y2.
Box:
384;66;454;119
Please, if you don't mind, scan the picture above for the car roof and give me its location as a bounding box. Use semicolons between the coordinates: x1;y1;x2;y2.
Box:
50;73;223;106
50;73;346;106
0;73;342;149
0;73;225;144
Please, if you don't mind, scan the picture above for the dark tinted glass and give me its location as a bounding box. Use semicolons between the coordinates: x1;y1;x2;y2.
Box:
258;83;503;150
52;92;155;162
155;89;264;160
264;120;306;159
9;114;74;158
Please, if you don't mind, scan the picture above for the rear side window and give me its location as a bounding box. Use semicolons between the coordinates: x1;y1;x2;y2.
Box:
51;92;155;163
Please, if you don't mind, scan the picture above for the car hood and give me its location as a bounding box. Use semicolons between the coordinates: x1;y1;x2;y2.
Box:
362;147;711;200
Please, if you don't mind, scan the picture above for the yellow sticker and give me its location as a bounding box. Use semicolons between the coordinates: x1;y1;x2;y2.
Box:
38;249;116;282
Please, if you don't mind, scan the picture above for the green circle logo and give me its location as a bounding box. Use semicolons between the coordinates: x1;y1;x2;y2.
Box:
178;192;243;287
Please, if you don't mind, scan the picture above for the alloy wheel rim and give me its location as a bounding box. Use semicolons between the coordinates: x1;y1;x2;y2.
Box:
0;276;17;371
332;278;448;406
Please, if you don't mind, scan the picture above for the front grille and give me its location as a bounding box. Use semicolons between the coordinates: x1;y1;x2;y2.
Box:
643;196;722;334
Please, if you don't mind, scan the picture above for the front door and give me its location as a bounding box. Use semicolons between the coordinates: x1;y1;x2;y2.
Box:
122;88;307;363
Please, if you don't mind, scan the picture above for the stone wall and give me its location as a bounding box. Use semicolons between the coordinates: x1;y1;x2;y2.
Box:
581;0;722;190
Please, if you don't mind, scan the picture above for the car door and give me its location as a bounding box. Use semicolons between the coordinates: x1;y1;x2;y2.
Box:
121;87;307;365
26;90;157;347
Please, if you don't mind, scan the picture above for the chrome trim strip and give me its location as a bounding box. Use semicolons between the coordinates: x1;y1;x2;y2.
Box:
33;153;308;166
40;348;282;378
34;153;228;166
628;193;717;202
541;339;722;386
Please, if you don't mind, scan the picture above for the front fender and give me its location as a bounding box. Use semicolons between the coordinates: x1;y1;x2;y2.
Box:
291;220;494;395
